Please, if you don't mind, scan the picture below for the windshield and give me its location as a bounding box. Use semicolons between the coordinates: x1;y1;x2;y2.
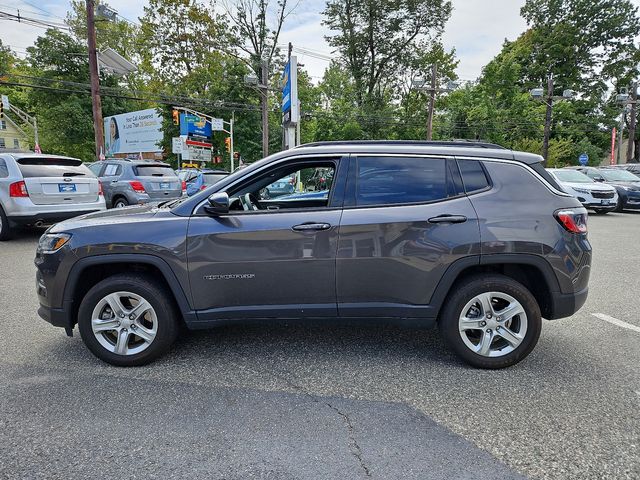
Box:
600;169;640;182
552;170;594;183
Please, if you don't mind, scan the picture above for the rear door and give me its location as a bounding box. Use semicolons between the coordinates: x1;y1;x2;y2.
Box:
99;163;121;206
17;157;100;205
336;155;481;318
134;164;182;201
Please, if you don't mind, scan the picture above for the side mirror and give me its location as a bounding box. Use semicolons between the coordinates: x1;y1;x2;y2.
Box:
205;192;229;216
594;177;604;183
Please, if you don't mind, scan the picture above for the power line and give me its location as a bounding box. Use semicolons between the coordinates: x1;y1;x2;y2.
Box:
0;10;71;31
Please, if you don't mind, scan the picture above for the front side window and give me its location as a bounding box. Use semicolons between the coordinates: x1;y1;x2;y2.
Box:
356;156;447;206
227;160;338;212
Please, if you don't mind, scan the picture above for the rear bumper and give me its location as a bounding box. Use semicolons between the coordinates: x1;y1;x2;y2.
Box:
8;210;103;226
547;286;589;320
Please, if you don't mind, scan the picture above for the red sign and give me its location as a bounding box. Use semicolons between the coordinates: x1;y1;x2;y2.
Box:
185;139;212;148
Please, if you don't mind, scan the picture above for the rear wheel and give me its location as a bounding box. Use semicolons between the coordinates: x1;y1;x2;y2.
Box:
78;274;179;366
0;205;12;241
439;274;542;369
113;197;129;208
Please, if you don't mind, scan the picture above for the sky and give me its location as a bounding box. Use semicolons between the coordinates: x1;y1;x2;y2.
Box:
0;0;638;82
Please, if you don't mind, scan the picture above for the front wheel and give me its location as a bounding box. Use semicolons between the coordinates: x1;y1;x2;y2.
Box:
78;274;179;366
439;274;542;369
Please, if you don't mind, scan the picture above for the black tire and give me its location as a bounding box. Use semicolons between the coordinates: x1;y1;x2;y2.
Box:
592;209;609;215
78;274;179;366
438;274;542;369
113;197;129;208
0;205;12;241
614;197;624;212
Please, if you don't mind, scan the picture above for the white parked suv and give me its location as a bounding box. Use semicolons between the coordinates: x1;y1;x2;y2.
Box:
0;153;106;240
547;168;618;214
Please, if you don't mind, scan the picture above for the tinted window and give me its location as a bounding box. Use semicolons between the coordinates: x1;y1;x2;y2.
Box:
16;157;90;178
356;156;447;206
135;165;176;177
202;173;228;185
88;163;103;175
0;159;7;178
458;160;490;193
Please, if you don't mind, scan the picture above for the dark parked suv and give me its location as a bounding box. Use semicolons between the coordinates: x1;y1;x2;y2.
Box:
35;141;591;369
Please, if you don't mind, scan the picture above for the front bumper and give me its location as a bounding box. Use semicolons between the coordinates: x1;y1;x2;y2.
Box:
621;192;640;209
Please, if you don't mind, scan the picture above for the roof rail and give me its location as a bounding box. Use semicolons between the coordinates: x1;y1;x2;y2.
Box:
296;140;507;150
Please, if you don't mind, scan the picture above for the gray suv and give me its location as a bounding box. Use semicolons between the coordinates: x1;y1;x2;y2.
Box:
35;141;592;369
89;159;182;208
0;153;105;240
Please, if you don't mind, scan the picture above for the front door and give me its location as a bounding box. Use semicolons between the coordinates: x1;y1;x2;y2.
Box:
336;155;481;318
187;156;345;321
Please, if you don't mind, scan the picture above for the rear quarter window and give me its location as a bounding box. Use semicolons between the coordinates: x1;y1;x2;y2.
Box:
16;157;91;178
458;160;490;193
0;159;8;178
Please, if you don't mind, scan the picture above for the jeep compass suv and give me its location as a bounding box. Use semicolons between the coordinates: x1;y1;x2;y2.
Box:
35;141;591;369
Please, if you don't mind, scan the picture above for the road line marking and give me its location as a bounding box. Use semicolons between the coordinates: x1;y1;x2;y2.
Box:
591;313;640;334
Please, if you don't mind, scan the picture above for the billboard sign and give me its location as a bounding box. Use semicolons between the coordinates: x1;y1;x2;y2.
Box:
281;56;299;124
104;109;163;155
180;113;212;138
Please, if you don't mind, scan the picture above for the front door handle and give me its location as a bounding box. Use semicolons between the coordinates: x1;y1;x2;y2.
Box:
428;214;467;224
292;222;331;232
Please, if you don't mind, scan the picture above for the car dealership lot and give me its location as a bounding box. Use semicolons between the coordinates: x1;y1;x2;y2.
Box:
1;214;639;480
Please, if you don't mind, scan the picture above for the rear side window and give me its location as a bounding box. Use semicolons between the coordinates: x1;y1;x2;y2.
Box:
356;156;447;206
458;160;490;193
16;157;90;178
103;164;122;176
135;165;176;177
0;159;8;178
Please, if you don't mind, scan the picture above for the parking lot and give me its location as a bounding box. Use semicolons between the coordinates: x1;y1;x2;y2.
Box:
0;212;638;480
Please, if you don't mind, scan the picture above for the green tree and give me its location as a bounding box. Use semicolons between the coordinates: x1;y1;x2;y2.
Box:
323;0;452;115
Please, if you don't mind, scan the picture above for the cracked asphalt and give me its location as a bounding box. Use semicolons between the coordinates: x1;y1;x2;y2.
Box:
1;212;639;479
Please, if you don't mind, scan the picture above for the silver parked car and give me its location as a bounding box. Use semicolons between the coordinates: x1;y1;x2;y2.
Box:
0;153;106;240
89;159;183;208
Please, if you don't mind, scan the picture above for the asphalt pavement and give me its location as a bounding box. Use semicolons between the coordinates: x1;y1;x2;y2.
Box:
0;212;638;480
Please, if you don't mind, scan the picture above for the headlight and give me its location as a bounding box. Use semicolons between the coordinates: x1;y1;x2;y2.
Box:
572;187;590;194
38;233;72;253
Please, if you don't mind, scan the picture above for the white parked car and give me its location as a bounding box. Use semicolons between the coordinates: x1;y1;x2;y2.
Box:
0;153;106;240
547;168;618;214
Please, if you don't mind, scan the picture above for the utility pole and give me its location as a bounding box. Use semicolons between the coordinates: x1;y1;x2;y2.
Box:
627;81;637;162
260;57;269;158
426;64;437;140
542;74;554;163
86;0;104;160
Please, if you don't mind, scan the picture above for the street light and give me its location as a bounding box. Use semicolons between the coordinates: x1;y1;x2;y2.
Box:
530;76;575;163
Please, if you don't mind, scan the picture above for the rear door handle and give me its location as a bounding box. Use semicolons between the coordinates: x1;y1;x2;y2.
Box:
428;214;467;224
292;222;331;232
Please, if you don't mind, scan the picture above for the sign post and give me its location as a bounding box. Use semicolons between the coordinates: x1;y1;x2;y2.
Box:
281;55;299;150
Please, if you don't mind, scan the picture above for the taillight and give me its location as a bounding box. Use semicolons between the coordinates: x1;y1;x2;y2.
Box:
98;181;104;196
129;181;146;193
200;185;207;191
9;181;28;197
555;209;587;234
181;181;187;192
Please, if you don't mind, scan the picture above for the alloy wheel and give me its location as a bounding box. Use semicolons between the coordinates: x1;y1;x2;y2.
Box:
458;291;528;357
90;291;158;356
